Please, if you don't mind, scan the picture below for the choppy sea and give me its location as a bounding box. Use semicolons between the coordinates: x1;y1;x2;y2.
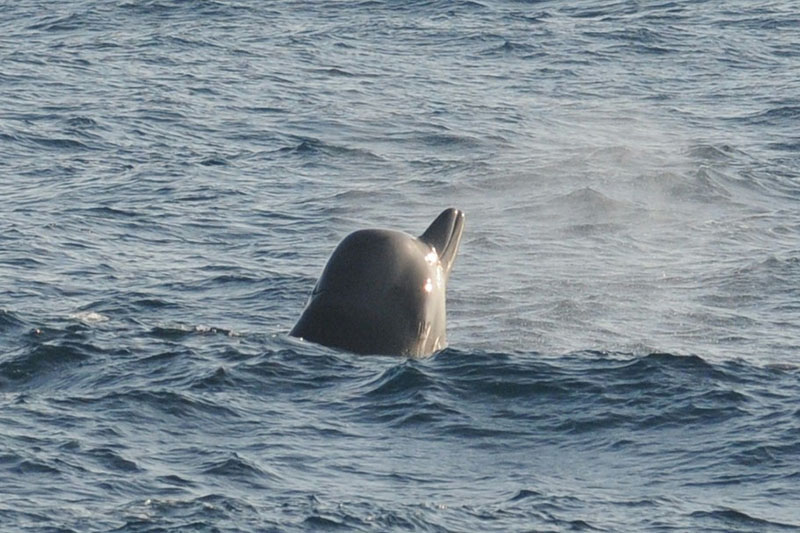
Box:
2;1;799;531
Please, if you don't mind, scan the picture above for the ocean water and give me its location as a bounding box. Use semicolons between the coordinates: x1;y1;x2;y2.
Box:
2;0;799;531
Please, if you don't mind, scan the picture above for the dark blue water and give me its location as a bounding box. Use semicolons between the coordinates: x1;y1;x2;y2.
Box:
2;1;799;531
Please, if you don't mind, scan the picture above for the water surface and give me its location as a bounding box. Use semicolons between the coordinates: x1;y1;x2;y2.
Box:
2;1;799;531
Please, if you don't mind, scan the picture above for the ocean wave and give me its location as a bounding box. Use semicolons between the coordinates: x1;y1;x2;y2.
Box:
690;507;800;531
86;447;141;473
0;342;94;386
200;452;280;487
276;136;385;162
0;309;25;330
63;389;240;422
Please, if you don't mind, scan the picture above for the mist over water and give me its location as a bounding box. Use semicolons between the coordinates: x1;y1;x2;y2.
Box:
2;1;799;531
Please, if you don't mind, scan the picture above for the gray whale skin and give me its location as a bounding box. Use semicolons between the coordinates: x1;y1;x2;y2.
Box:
290;208;465;357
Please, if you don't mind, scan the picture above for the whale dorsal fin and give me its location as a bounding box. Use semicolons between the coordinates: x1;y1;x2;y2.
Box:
419;208;465;276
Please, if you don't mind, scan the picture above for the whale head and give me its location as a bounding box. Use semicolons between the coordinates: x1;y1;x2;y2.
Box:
290;208;465;356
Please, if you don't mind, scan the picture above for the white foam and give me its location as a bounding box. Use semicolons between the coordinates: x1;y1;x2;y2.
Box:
70;311;109;324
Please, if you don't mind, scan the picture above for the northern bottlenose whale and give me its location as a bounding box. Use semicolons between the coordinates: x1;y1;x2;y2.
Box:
290;208;465;357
